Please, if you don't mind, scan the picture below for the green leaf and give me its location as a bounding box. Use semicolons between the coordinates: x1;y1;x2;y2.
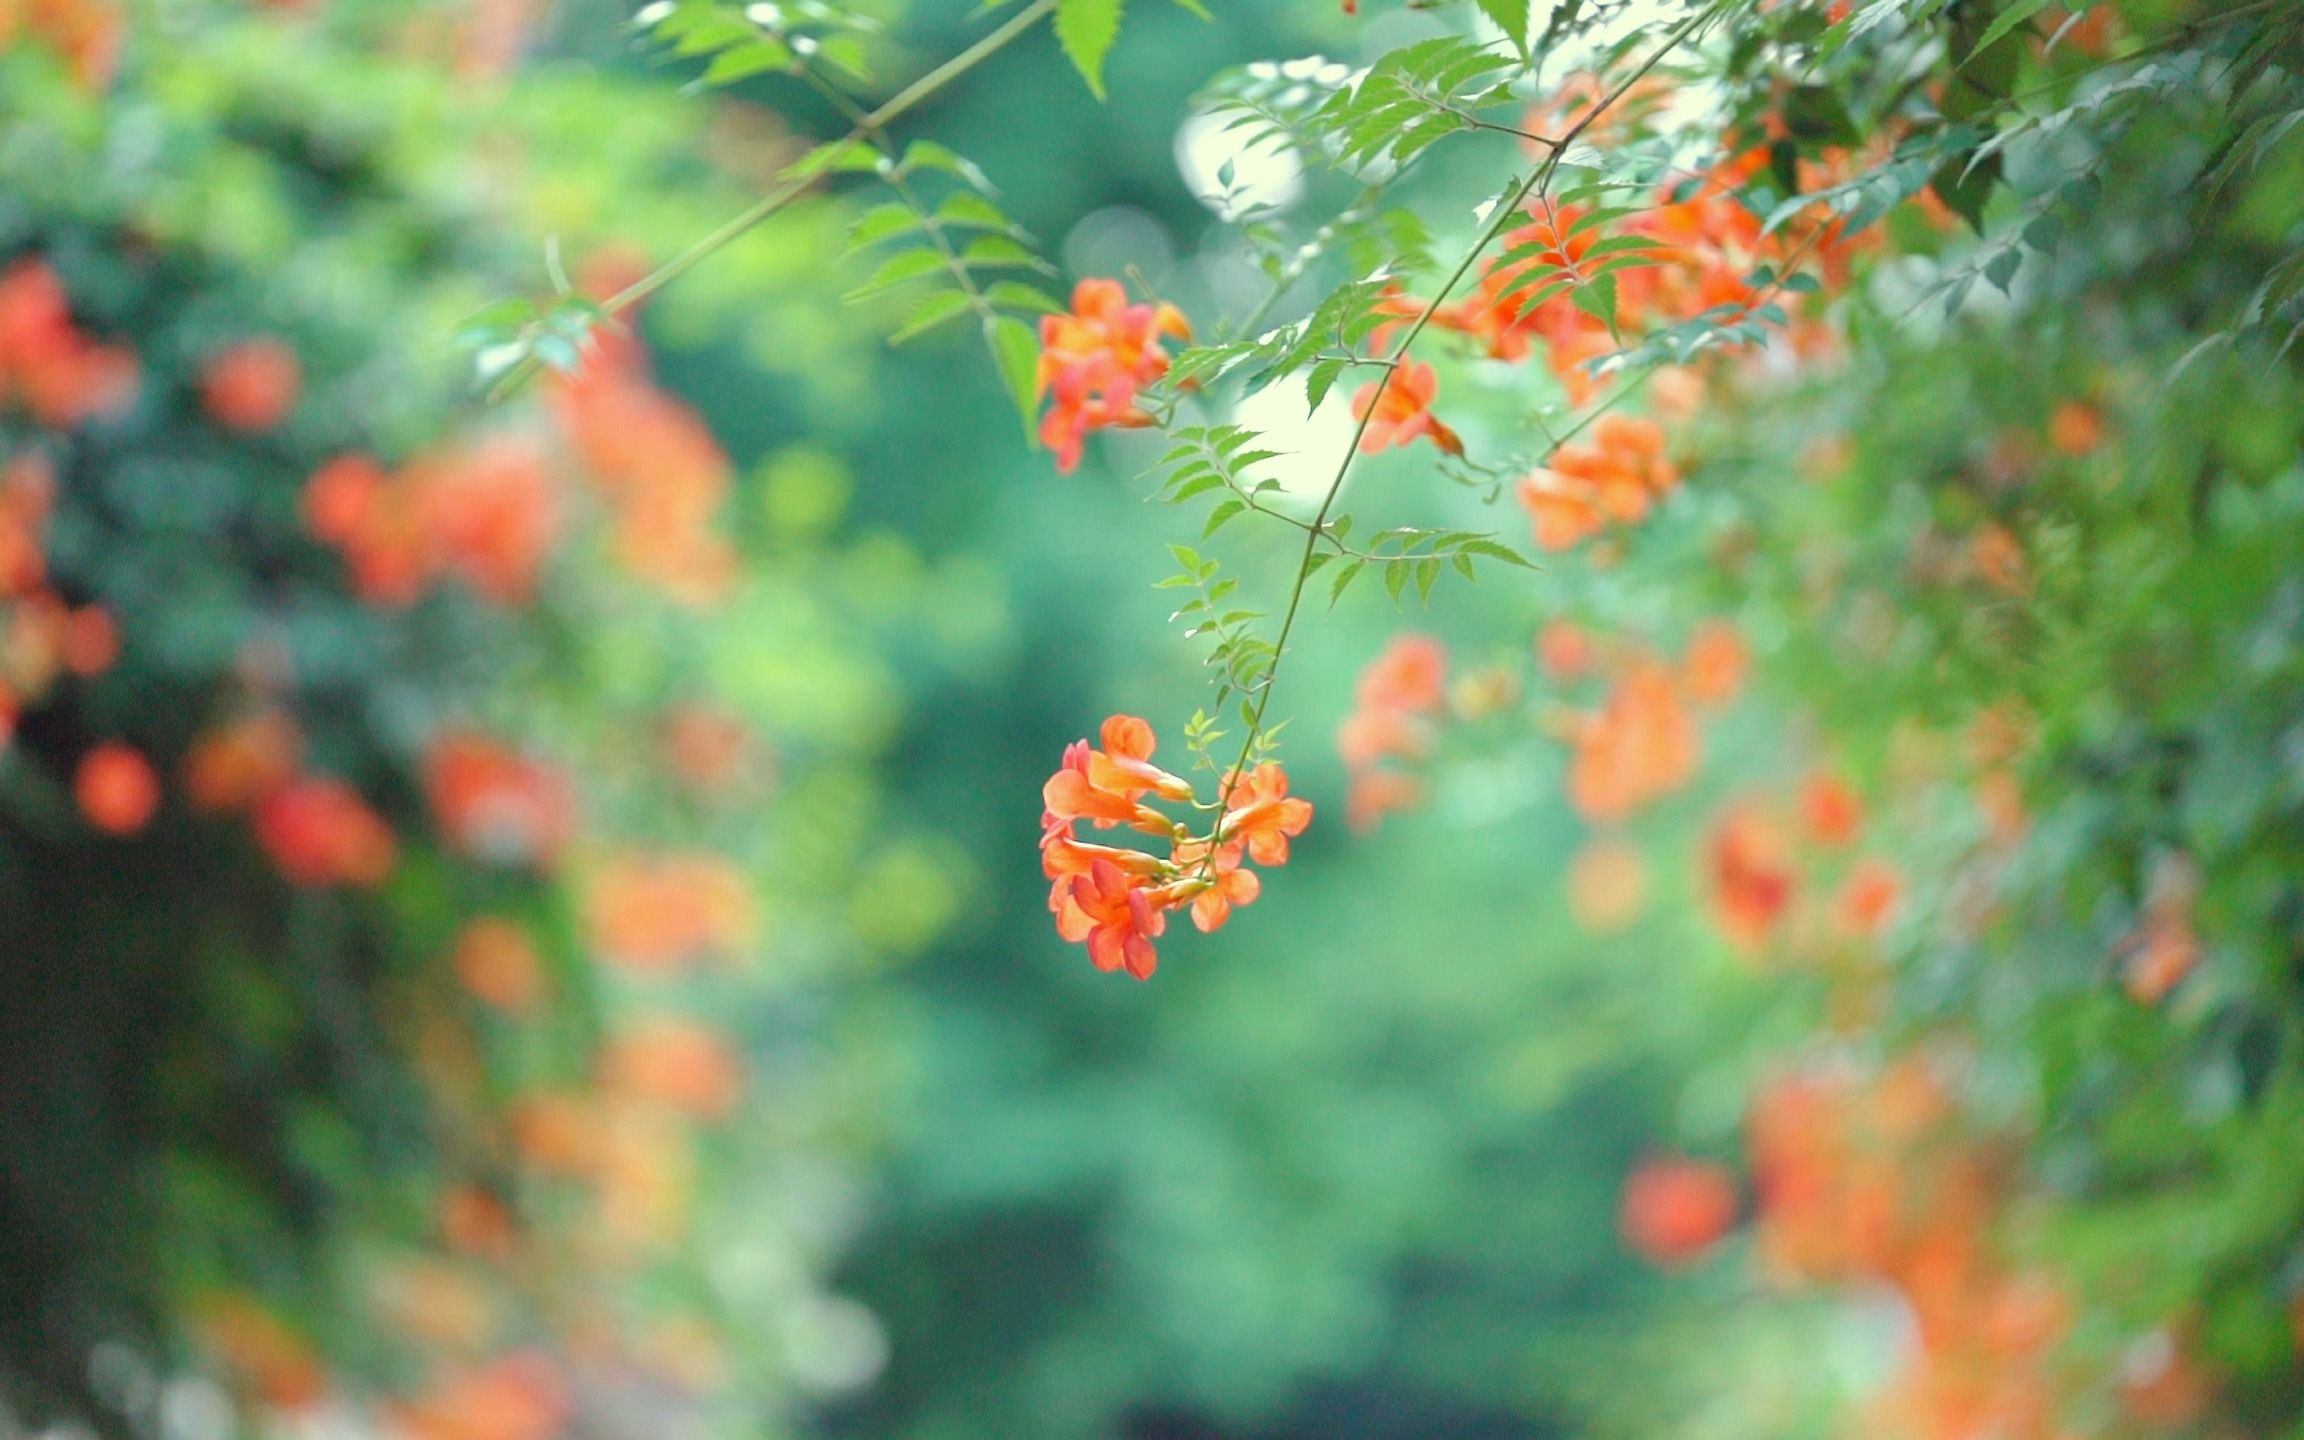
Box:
1930;150;2000;233
1782;85;1859;146
1457;537;1533;568
889;290;976;344
847;203;923;251
844;249;947;300
1306;357;1349;411
961;234;1045;268
897;141;992;190
698;39;794;87
1964;0;2052;65
1571;272;1620;335
818;33;874;82
1983;246;2022;294
1055;0;1125;100
986;314;1041;438
1475;0;1530;53
935;192;1014;230
1203;500;1246;537
786;140;888;182
985;281;1064;314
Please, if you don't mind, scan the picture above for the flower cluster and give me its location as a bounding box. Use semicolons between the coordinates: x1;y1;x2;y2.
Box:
1039;715;1310;979
1565;625;1741;828
1336;633;1452;830
0;258;137;428
303;438;560;608
550;304;737;604
1516;413;1680;553
1747;1057;2102;1440
0;452;122;748
1035;278;1189;473
584;851;758;974
1338;98;1896;539
1704;768;1913;965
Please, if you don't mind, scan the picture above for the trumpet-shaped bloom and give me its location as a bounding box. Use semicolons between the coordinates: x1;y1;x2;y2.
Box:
1170;839;1261;933
1220;762;1314;866
1037;279;1189;473
1041;714;1193;837
1056;857;1167;980
1352;360;1463;456
1040;718;1310;977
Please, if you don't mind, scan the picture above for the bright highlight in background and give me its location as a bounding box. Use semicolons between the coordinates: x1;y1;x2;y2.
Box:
1174;106;1306;220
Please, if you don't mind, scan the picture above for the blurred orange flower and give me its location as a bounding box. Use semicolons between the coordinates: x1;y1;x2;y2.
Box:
1799;768;1864;847
1567;660;1698;823
1681;620;1747;706
57;603;116;675
453;917;549;1016
1707;801;1797;952
1568;837;1649;934
425;730;576;869
389;1352;569;1440
1619;1155;1738;1268
1352;360;1463;457
200;338;301;433
602;1016;745;1120
183;710;302;813
585;852;756;972
1834;858;1903;938
2047;399;2104;456
1517;414;1678;552
1036;277;1187;474
1536;618;1593;680
192;1293;329;1412
253;776;396;887
75;740;158;835
0;258;138;425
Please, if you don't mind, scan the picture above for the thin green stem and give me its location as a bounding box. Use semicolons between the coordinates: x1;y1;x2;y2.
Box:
488;0;1056;400
1206;1;1723;826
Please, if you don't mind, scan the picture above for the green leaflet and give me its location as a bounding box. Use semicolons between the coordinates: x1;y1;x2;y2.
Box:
1476;0;1531;54
1055;0;1124;100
